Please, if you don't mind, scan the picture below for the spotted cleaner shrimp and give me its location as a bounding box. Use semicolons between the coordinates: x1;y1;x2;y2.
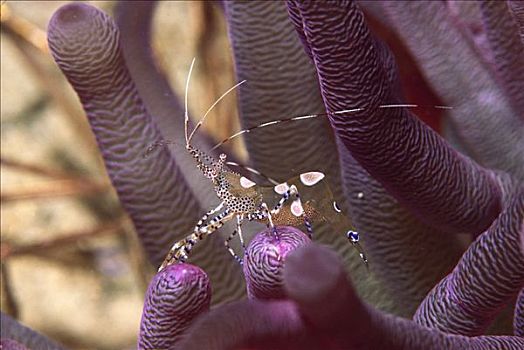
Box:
154;59;451;271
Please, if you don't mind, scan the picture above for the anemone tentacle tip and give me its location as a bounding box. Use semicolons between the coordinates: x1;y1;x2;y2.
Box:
48;2;99;35
243;226;310;300
284;243;344;303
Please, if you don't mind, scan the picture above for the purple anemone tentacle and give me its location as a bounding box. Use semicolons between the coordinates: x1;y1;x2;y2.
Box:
176;244;524;350
480;0;524;115
384;1;524;180
47;3;244;304
283;243;372;348
0;339;29;350
224;1;339;184
114;0;223;205
284;244;524;350
243;226;310;300
286;0;502;235
508;0;524;40
332;8;462;315
1;313;65;350
114;1;184;125
337;145;464;316
515;288;524;336
414;188;524;335
47;2;199;267
175;299;321;350
139;263;211;349
285;0;313;60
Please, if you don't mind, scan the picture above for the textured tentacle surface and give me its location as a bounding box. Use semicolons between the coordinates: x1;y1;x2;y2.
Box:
114;1;184;124
175;300;314;350
337;144;463;316
243;226;310;300
480;0;524;115
224;1;339;183
114;1;220;208
414;187;524;335
385;1;524;180
515;288;524;336
175;243;524;350
508;0;524;41
47;3;243;304
1;313;65;350
287;0;501;236
139;263;211;349
47;2;199;266
0;339;29;350
330;6;462;315
285;244;524;350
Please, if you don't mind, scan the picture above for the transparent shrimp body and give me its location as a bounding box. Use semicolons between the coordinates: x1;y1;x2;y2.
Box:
257;171;368;266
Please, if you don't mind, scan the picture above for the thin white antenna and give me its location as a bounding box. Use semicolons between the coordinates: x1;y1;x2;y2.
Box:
187;79;247;145
184;58;197;146
210;104;452;150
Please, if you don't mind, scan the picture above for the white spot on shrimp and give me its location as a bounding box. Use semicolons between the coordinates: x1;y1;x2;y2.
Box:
357;192;364;199
291;198;304;217
240;176;256;188
300;172;325;186
274;182;290;195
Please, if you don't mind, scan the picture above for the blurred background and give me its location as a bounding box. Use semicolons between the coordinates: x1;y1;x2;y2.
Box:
1;1;239;348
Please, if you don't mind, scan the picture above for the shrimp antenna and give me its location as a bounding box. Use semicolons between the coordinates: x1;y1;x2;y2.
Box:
211;104;452;151
187;79;247;145
184;58;197;146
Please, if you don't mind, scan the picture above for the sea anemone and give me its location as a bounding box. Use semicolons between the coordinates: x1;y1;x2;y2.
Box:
3;1;522;349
